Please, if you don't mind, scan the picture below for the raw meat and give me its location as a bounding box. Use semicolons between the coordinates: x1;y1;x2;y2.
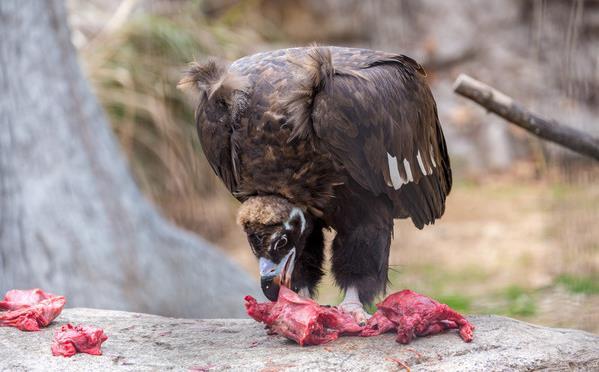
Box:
360;309;396;336
51;323;108;357
246;287;475;346
362;289;474;344
0;289;66;331
245;286;363;346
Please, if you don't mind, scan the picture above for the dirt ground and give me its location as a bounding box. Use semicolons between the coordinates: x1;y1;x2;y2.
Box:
221;169;598;334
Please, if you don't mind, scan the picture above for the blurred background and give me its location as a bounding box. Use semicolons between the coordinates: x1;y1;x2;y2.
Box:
66;0;597;332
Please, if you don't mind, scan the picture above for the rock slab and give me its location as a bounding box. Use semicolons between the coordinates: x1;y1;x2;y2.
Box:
0;308;598;371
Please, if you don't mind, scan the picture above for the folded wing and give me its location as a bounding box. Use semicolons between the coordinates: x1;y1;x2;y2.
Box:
307;49;452;228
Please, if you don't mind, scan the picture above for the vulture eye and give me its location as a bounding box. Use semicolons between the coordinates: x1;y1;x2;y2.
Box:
275;235;288;250
248;233;263;252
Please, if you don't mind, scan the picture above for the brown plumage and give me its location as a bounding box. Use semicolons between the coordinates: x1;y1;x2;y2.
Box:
181;46;451;305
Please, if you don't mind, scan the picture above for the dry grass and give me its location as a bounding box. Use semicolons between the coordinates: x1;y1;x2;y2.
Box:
546;165;599;277
80;5;265;244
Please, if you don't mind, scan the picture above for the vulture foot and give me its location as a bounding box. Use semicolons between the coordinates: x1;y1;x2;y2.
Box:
338;301;371;327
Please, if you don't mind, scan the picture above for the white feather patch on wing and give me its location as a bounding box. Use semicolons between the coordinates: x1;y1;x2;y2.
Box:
430;145;437;168
416;150;429;175
387;152;406;189
403;159;414;182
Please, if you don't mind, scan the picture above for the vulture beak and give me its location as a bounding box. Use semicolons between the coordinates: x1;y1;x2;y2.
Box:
259;248;296;301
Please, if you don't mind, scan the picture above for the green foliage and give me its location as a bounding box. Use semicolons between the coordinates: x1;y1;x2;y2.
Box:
386;265;476;313
555;275;599;294
503;286;537;317
437;294;472;312
388;264;490;296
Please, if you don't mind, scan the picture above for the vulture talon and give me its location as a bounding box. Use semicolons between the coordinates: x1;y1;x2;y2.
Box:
338;301;371;327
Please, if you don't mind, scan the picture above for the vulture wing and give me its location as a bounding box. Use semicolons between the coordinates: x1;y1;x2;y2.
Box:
179;59;248;196
298;49;452;228
196;106;238;194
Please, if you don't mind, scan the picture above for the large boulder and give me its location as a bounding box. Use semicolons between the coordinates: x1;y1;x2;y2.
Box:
1;308;597;371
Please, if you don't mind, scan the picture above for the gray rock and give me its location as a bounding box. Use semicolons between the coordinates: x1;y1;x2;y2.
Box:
0;0;258;319
0;308;597;371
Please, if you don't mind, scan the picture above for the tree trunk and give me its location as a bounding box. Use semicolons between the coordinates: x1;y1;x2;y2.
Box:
0;0;257;318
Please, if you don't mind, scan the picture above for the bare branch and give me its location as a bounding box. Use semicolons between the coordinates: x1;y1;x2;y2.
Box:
453;74;599;161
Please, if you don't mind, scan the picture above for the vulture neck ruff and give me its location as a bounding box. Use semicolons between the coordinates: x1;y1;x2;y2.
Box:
237;196;296;227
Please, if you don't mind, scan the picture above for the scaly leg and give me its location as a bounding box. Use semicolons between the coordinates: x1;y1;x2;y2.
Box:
330;186;394;326
338;286;371;326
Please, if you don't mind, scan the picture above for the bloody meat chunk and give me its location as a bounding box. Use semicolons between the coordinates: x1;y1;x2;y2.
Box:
51;323;108;357
0;289;66;331
360;309;396;337
245;286;363;346
361;289;474;344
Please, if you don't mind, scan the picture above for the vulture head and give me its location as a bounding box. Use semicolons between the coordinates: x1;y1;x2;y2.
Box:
237;196;312;301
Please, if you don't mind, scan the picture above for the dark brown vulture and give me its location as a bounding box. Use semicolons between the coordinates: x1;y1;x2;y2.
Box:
180;46;451;324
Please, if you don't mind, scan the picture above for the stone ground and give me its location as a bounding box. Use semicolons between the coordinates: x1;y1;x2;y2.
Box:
1;308;598;371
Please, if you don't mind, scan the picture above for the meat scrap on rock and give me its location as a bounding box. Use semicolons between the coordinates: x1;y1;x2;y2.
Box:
0;289;65;331
245;286;363;346
362;289;474;344
1;288;109;358
245;287;474;346
51;323;108;357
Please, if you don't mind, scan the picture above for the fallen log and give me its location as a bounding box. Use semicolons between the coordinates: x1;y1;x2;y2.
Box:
453;74;599;161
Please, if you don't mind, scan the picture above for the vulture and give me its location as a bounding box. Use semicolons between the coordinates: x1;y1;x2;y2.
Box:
180;46;451;324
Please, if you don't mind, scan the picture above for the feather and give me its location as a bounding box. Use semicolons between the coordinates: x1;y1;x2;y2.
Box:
178;58;250;100
178;58;227;94
280;46;334;142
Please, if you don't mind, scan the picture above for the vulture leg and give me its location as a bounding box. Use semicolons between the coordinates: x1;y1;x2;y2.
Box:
331;188;394;322
339;286;371;326
290;221;326;298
